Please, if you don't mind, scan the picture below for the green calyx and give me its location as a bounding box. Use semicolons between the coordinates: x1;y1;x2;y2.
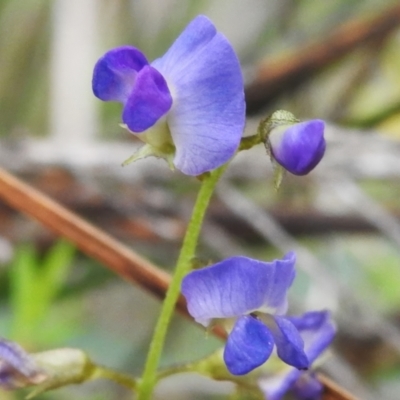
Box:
258;110;299;143
121;119;176;170
239;110;299;153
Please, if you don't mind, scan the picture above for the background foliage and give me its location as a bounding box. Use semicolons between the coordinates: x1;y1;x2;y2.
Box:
1;1;400;399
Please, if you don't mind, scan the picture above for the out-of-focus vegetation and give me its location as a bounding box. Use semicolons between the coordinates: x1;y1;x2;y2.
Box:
2;1;400;399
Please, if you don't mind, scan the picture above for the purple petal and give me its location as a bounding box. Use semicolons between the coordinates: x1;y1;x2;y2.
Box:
181;254;296;326
224;316;274;375
259;311;335;400
269;316;309;369
259;369;301;400
263;252;296;314
0;339;43;389
293;372;324;400
270;120;326;176
259;370;323;400
152;16;217;73
92;46;148;102
122;65;172;132
288;311;336;363
152;15;245;175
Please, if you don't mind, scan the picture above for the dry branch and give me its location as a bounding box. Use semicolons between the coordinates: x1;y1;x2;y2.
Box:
245;3;400;114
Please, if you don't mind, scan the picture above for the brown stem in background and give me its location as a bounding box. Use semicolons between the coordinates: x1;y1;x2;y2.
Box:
0;167;355;400
319;374;359;400
0;167;177;308
245;3;400;115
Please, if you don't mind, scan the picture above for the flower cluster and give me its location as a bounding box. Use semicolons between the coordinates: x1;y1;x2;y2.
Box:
93;16;327;178
182;252;335;382
92;15;245;176
91;13;332;400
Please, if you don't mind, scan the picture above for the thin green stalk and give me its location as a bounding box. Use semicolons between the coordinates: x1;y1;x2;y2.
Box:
138;164;228;400
93;366;137;391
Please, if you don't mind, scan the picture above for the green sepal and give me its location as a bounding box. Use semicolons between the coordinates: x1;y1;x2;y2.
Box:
273;164;285;191
122;144;175;171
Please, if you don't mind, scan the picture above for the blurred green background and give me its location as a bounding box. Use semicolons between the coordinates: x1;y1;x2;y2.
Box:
1;0;400;399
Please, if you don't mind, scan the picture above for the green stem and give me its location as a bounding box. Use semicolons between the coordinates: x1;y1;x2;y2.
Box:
138;164;228;400
238;133;263;151
157;364;193;381
93;366;137;391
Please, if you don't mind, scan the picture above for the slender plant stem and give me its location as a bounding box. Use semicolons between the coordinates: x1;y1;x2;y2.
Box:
138;165;228;400
93;366;138;391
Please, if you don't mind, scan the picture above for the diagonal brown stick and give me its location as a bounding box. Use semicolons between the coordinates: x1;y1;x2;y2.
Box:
0;167;356;400
245;3;400;115
0;166;183;310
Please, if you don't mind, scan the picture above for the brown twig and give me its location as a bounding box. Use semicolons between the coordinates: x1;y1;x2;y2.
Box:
0;167;353;399
319;374;360;400
245;3;400;114
0;166;182;309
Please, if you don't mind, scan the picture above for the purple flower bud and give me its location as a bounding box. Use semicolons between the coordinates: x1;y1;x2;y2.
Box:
268;120;326;176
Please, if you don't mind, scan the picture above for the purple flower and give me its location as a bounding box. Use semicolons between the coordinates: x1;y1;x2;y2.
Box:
0;338;46;390
92;15;245;176
181;252;310;375
258;311;336;400
268;120;326;175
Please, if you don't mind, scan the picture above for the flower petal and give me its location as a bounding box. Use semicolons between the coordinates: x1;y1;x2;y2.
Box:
0;338;45;389
261;251;296;314
293;372;323;400
270;316;309;369
152;15;245;175
259;369;323;400
92;46;148;102
270;120;326;176
122;65;173;132
259;312;335;400
288;311;336;363
152;15;217;74
258;369;301;400
224;316;274;375
181;254;296;326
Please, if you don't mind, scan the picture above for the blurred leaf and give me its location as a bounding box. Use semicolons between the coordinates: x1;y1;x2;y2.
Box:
9;243;38;342
34;240;75;320
364;252;400;310
8;241;75;345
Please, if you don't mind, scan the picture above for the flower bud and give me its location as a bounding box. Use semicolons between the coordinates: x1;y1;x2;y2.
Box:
266;119;325;176
0;338;95;398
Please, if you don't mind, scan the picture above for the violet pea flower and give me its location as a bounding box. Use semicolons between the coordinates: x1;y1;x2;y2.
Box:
259;310;336;400
268;120;326;175
92;15;245;176
181;252;309;375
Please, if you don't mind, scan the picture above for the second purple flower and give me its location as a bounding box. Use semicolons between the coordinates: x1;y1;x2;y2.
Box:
182;252;309;375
